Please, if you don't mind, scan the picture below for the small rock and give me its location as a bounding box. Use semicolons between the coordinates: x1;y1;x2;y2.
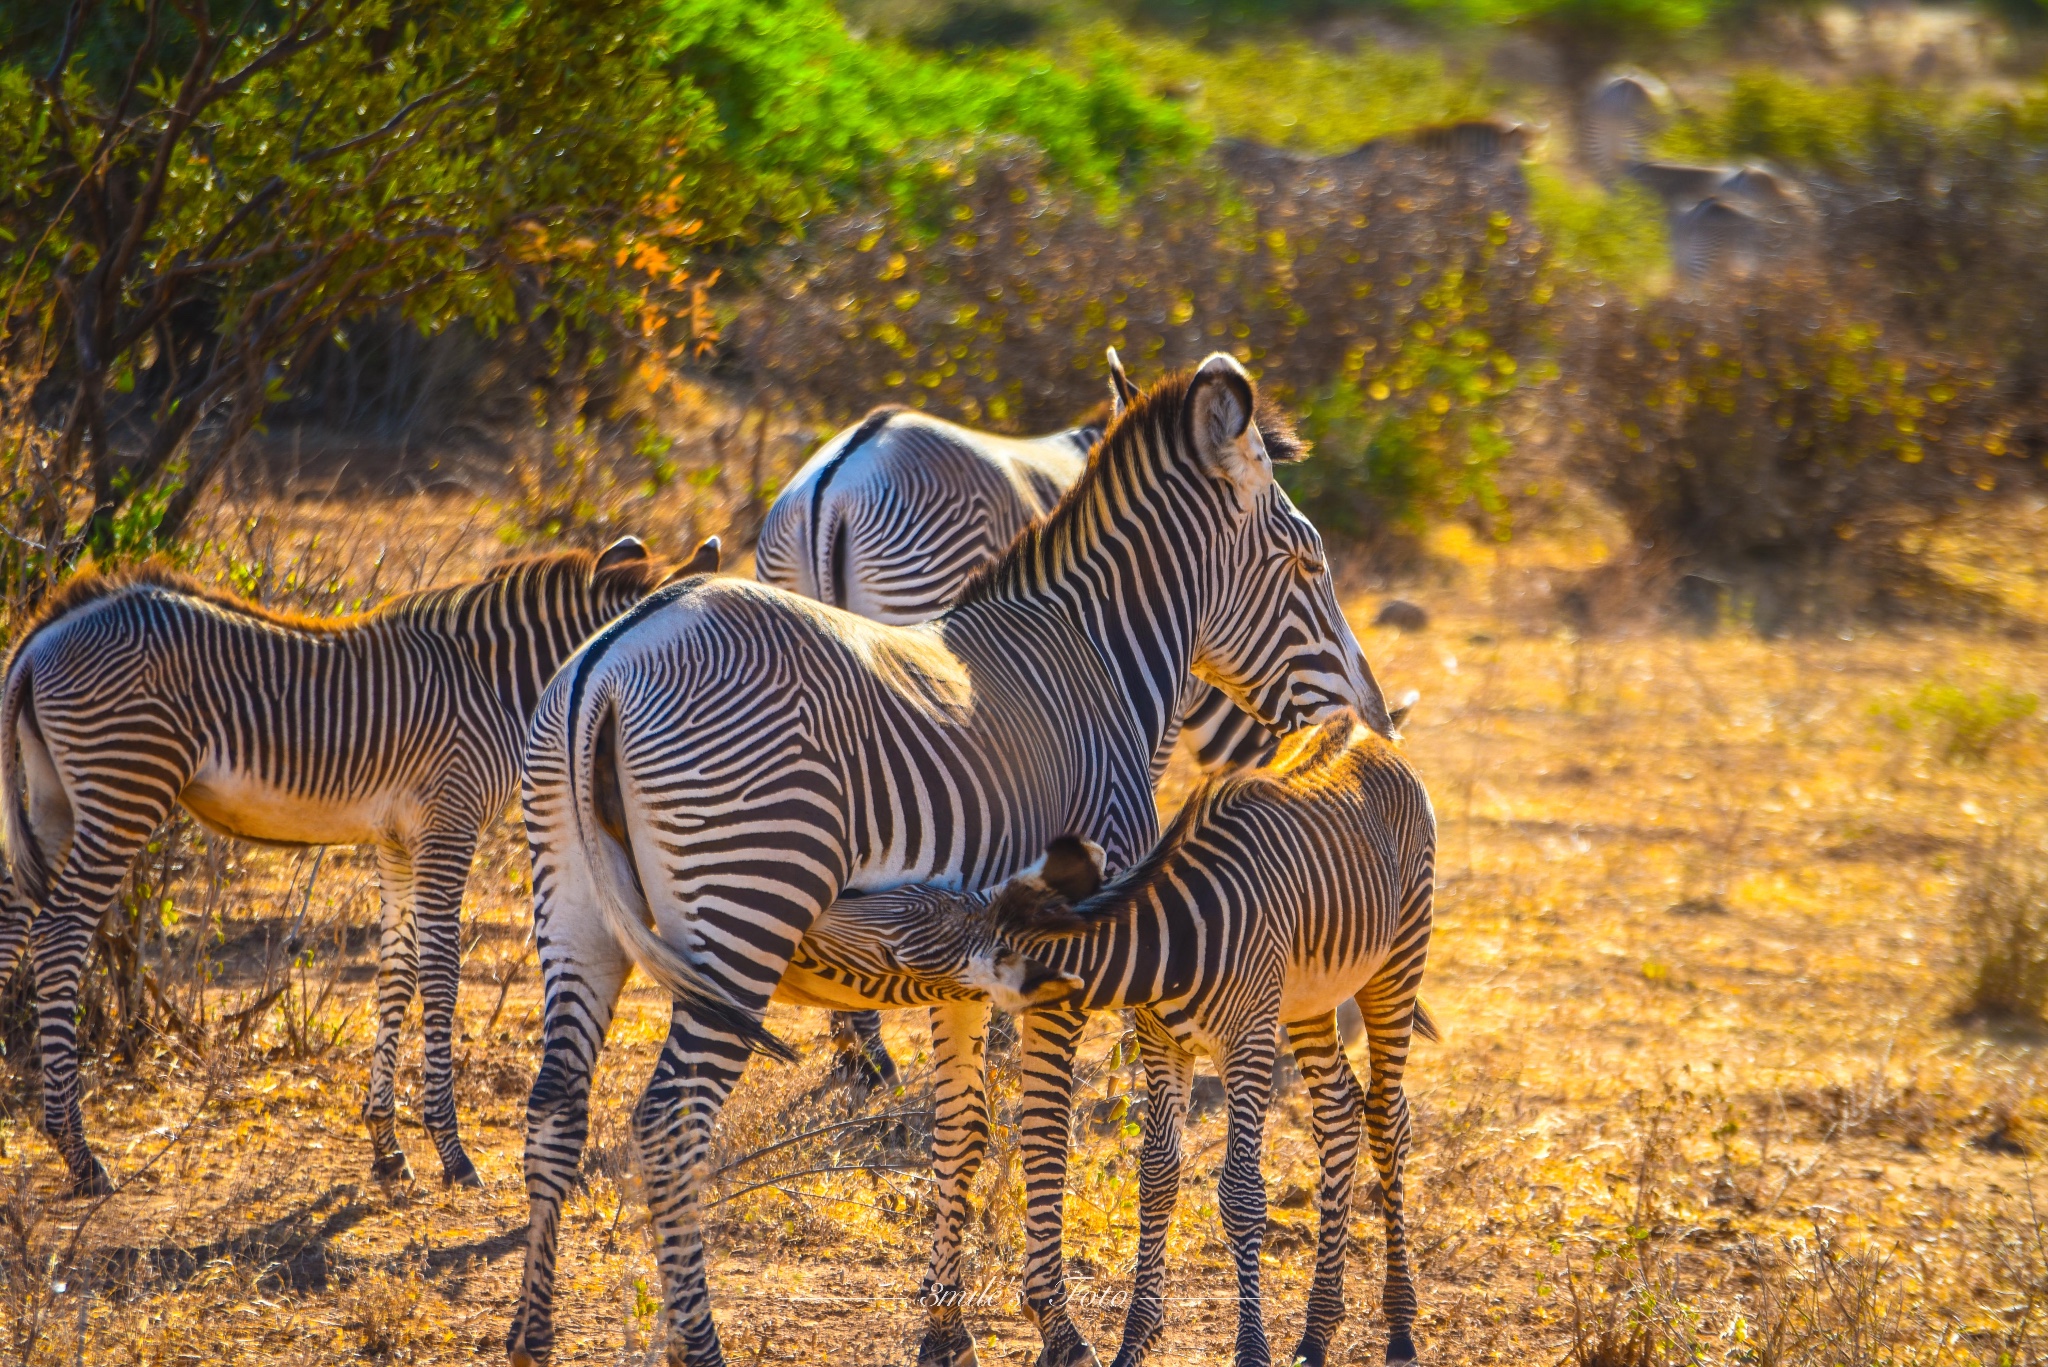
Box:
1466;632;1497;646
1373;599;1429;631
1669;896;1729;917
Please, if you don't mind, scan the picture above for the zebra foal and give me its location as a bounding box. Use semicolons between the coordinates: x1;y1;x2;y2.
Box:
509;352;1393;1367
809;711;1434;1366
987;712;1436;1367
0;535;715;1195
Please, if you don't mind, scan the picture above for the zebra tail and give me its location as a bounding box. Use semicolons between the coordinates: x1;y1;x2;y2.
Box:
1411;998;1442;1044
573;697;798;1064
0;652;49;907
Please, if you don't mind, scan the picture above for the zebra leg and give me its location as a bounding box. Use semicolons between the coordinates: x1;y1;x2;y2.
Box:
1110;1013;1194;1367
1016;1005;1098;1367
1358;983;1418;1366
32;830;173;1196
411;831;483;1187
362;840;419;1183
829;1008;899;1092
1217;1025;1280;1367
507;895;632;1367
919;1000;989;1367
0;871;31;994
631;1003;757;1367
1284;1014;1365;1367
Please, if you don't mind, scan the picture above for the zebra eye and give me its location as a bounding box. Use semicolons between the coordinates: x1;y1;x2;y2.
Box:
1297;549;1327;577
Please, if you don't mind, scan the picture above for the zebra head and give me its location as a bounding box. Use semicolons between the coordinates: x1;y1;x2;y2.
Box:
1169;353;1395;738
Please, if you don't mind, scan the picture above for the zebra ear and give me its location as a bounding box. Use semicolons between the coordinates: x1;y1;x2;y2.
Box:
596;536;650;572
657;536;721;587
1186;353;1270;508
1106;347;1140;416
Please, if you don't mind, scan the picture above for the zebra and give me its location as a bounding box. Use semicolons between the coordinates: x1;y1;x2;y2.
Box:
1672;196;1768;284
754;366;1277;1090
0;534;717;1196
979;711;1437;1367
1584;72;1671;180
507;351;1395;1367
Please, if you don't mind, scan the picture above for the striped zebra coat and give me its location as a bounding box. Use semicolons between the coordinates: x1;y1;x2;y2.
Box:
801;712;1434;1367
0;536;711;1195
986;715;1437;1367
754;368;1275;1089
509;353;1393;1367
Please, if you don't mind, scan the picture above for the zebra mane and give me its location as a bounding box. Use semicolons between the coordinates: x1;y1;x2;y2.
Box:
949;368;1306;611
990;712;1371;941
14;548;663;647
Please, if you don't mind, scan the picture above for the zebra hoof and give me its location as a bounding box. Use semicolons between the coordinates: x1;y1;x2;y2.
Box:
917;1323;979;1366
1286;1340;1329;1367
1035;1332;1100;1367
1385;1329;1418;1364
66;1158;115;1199
442;1154;483;1188
371;1151;415;1184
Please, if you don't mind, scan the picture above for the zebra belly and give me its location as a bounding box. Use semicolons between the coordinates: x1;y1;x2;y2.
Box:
776;960;965;1011
180;767;389;846
1277;951;1389;1022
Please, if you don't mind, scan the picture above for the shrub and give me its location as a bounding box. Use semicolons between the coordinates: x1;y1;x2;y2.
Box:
1957;828;2048;1025
734;138;1542;539
1876;681;2039;764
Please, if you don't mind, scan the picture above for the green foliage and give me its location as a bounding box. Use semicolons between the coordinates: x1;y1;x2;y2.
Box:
1392;0;1732;35
1071;22;1492;153
1525;166;1668;297
1876;681;2039;763
650;0;1198;242
1281;261;1526;539
1653;70;2026;173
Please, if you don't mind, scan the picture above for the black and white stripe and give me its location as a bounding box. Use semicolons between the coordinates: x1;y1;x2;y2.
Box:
0;536;710;1195
755;373;1275;1088
508;353;1394;1367
982;714;1437;1367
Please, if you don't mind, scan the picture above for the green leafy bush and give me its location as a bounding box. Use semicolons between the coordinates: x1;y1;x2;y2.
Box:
736;138;1542;540
1876;682;2039;763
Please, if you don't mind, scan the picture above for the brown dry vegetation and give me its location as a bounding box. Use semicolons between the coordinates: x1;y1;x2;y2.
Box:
3;469;2048;1367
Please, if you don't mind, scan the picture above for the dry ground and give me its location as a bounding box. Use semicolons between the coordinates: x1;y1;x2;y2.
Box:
3;486;2048;1366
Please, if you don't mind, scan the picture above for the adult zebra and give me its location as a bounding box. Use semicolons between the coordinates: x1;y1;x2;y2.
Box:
509;353;1392;1367
755;365;1273;1089
0;536;715;1195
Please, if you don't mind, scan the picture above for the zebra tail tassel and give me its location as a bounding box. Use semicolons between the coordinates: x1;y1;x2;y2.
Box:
576;701;798;1065
1411;998;1442;1044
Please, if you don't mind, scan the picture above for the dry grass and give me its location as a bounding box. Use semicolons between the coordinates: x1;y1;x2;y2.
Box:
3;472;2048;1365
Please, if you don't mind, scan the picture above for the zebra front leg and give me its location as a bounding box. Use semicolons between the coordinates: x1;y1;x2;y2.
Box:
1359;983;1418;1365
633;1001;759;1367
1016;1005;1098;1367
920;1001;990;1367
412;831;484;1186
1217;1026;1280;1367
363;841;419;1183
507;923;631;1367
1111;1013;1195;1367
1284;1014;1365;1367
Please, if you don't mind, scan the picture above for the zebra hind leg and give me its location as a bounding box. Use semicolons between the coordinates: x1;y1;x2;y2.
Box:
634;1001;759;1367
507;901;631;1367
32;836;171;1196
412;832;484;1187
1284;1014;1365;1367
1109;1014;1194;1367
363;842;419;1184
919;1002;989;1367
1360;980;1420;1366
